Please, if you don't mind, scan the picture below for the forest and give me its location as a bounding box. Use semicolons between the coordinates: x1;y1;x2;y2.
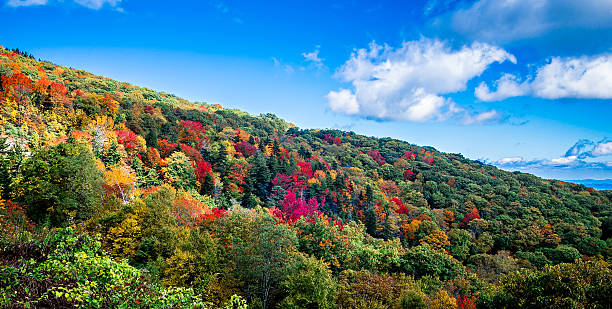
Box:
0;46;610;308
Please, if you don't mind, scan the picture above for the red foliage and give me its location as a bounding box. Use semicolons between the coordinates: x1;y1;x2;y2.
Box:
172;197;205;228
178;120;206;145
234;141;256;158
198;208;227;224
115;129;139;152
1;200;35;233
422;157;434;165
272;173;294;192
296;161;313;179
157;138;178;157
280;191;321;223
456;296;476;309
322;134;334;144
461;208;480;227
180;143;203;162
403;169;415;180
144;147;162;167
367;150;386;166
321;134;341;145
1;73;33;102
402;151;417;160
193;160;214;184
391;198;409;215
144;105;155;114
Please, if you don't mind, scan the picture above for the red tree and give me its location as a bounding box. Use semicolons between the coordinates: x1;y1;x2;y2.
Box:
367;150;386;166
193;160;214;184
115;130;139;152
234;141;256;158
280;191;321;223
178;120;206;145
461;208;480;227
180;143;204;162
403;169;415;180
157;138;177;157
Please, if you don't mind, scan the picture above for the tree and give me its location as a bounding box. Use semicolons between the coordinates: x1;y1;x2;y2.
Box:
193;160;215;195
402;244;465;280
222;210;299;309
420;229;450;250
247;152;271;200
478;259;612;309
164;152;197;190
12;139;104;226
103;164;136;203
430;290;457;309
234;141;256;158
279;255;337;309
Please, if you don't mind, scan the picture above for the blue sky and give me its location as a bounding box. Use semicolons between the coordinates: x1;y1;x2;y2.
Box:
2;0;611;180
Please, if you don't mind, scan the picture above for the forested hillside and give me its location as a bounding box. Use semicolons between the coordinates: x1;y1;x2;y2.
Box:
0;46;610;308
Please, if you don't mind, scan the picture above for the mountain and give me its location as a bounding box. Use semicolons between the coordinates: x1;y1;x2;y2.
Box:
0;46;610;308
567;179;612;191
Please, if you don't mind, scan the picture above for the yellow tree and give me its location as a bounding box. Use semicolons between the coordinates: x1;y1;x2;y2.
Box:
104;164;137;203
430;290;457;309
420;229;450;250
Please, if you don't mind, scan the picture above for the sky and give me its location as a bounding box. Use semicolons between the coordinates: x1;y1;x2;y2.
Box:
1;0;612;180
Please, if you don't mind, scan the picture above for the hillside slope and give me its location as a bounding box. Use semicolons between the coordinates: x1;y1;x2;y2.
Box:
0;46;610;308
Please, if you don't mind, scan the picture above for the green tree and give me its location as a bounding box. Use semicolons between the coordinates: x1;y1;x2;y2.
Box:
165;151;197;190
12;139;104;226
478;259;612;309
279;255;337;309
402;244;465;280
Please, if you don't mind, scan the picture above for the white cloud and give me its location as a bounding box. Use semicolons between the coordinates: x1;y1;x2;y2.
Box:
302;48;325;69
476;54;612;101
475;74;527;101
448;0;612;43
462;109;502;124
498;156;523;164
74;0;120;9
531;55;612;99
562;138;612;159
8;0;120;9
493;138;612;177
327;38;515;122
327;89;359;115
565;139;596;158
7;0;47;6
592;142;612;156
551;156;578;165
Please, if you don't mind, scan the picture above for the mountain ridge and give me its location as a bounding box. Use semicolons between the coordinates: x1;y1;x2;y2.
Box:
0;45;610;308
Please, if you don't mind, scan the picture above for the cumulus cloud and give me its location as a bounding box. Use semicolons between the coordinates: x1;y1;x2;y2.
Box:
476;54;612;101
498;156;523;164
74;0;120;9
493;156;608;169
493;138;612;177
302;48;325;69
461;109;502;125
562;138;612;159
550;156;578;165
327;38;515;122
565;139;596;158
447;0;612;43
593;141;612;156
7;0;47;6
7;0;120;9
475;74;527;101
